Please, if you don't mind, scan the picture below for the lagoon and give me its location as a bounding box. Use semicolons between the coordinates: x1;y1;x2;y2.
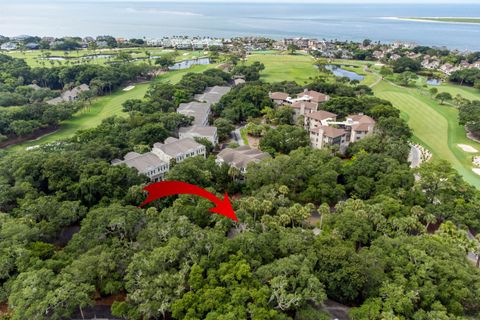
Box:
325;65;365;81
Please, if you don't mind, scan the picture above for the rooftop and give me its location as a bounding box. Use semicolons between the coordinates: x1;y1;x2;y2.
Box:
179;126;217;136
153;137;204;158
177;101;210;126
195;86;231;104
298;90;329;103
269;92;289;100
113;152;166;173
347;114;375;125
306;110;337;121
217;146;270;169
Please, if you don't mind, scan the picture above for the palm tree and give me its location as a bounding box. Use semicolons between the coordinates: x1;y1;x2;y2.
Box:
228;166;241;181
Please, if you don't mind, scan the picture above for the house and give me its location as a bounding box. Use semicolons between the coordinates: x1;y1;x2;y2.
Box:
269;92;290;105
179;126;218;145
304;110;337;130
291;101;318;121
310;126;347;150
177;101;211;127
0;42;17;51
112;152;169;182
152;137;206;164
194;86;231;105
46;84;90;105
216;146;270;174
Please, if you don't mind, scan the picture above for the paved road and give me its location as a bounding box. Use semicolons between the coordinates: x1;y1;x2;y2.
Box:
408;145;421;168
467;231;479;266
231;127;245;146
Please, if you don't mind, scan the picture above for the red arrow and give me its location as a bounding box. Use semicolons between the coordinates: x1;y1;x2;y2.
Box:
141;181;238;222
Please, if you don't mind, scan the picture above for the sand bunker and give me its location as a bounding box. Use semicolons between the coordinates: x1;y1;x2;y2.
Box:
123;85;135;91
473;168;480;176
458;144;478;153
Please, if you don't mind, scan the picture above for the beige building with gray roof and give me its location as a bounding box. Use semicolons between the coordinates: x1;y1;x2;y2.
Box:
112;152;169;182
152;137;206;164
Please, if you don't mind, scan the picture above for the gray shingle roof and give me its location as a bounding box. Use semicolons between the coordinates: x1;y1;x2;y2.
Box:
153;138;204;158
179;126;217;136
194;86;231;104
113;152;167;173
177;102;210;126
217;146;270;169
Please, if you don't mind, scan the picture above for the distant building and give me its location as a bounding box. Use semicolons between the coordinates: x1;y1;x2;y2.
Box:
179;126;218;145
216;146;270;174
0;42;17;51
112;152;169;182
152;137;206;164
25;42;40;50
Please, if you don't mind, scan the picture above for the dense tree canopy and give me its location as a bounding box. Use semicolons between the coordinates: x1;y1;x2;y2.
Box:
0;58;480;320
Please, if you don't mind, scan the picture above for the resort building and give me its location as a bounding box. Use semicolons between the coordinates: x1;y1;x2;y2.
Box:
307;113;376;151
291;101;319;121
269;89;330;106
310;126;347;150
304;110;338;130
269;92;290;105
112;152;169;182
152;137;206;164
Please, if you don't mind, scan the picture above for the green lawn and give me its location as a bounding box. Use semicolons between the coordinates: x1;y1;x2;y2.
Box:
5;48;208;67
373;80;480;188
7;64;217;152
246;53;318;84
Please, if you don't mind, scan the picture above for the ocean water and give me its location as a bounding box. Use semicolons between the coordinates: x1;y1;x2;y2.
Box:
1;1;480;50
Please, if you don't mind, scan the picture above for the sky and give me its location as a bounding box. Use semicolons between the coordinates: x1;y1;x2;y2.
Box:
46;0;480;3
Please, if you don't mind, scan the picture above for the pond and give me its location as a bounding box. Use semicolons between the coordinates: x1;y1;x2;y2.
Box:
325;64;365;81
169;57;210;70
426;78;442;86
83;54;115;59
